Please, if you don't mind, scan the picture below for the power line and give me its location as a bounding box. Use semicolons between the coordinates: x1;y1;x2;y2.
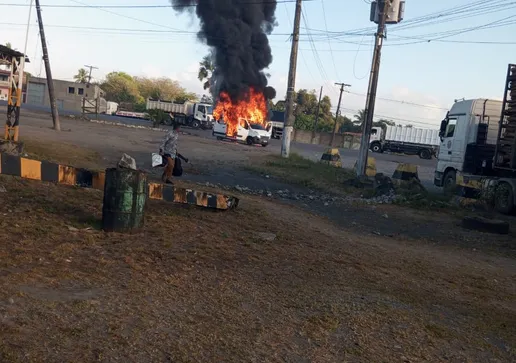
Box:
346;91;448;110
319;0;339;79
1;0;313;7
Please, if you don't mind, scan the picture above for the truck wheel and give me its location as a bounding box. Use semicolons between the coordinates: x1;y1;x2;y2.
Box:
164;116;173;126
443;169;456;194
261;142;268;147
246;137;254;146
419;149;432;159
494;182;515;215
216;136;223;141
371;143;382;153
191;120;200;129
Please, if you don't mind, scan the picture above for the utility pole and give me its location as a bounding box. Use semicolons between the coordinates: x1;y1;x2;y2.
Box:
281;0;302;158
313;86;323;131
356;0;404;177
331;82;351;146
35;0;60;131
311;86;323;143
84;64;98;84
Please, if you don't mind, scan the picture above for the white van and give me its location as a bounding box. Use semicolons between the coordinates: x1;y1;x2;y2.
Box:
213;118;272;147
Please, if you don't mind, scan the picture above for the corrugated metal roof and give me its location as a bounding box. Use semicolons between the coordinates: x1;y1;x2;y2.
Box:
0;44;30;62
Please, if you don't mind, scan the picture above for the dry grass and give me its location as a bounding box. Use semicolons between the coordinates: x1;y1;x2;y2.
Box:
21;138;103;170
0;174;514;362
245;153;356;195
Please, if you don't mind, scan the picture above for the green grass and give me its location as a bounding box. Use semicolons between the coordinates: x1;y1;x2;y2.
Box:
245;153;356;195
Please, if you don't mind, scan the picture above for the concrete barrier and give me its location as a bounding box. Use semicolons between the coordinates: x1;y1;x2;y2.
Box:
354;157;376;177
0;152;238;210
320;148;342;167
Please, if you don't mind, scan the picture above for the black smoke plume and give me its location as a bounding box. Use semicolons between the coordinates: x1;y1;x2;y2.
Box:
170;0;277;101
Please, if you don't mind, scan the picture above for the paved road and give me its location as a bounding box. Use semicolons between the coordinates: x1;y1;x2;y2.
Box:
187;128;438;190
6;102;439;190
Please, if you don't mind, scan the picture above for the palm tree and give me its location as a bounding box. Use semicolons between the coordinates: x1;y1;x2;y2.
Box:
353;109;366;125
198;54;214;90
74;68;89;83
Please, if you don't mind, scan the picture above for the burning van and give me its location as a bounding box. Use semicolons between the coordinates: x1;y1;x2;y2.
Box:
212;87;272;147
213;118;272;147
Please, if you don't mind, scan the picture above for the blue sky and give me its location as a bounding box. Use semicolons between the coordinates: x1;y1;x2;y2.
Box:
1;0;515;128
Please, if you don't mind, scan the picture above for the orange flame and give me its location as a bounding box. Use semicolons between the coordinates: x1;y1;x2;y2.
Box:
213;88;268;137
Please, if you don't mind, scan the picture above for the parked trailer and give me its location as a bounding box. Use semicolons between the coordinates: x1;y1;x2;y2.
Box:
434;64;516;214
146;99;214;129
369;125;440;159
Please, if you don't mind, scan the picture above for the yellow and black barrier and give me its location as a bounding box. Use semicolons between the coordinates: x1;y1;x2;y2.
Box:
320;148;342;168
0;152;238;211
0;152;105;189
392;163;419;181
353;157;376;177
148;183;238;210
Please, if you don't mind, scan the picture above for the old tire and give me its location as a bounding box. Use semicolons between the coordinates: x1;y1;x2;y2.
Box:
494;182;515;215
443;169;456;194
419;149;432;160
461;216;510;235
246;137;254;146
371;143;382;153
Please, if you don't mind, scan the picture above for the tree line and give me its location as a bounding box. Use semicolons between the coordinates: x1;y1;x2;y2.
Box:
74;68;197;112
268;89;397;133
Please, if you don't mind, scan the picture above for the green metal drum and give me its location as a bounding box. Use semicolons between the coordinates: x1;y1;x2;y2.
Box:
102;168;147;232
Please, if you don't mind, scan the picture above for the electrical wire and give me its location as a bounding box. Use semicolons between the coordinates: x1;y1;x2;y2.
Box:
319;0;339;79
0;0;313;7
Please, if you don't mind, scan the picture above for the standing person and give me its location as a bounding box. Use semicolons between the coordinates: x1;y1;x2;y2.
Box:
159;123;180;184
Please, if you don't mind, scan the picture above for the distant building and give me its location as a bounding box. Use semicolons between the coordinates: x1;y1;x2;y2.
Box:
25;77;106;113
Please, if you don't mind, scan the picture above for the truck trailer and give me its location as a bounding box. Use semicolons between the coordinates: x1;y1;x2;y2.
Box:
146;99;214;129
369;125;440;159
434;64;516;214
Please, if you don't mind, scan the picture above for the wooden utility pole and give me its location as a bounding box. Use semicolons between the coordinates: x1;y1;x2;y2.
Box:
331;82;351;146
311;86;323;143
281;0;302;158
35;0;60;131
355;0;391;176
84;64;98;84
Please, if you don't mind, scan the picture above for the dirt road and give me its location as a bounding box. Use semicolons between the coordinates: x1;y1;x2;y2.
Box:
0;107;514;361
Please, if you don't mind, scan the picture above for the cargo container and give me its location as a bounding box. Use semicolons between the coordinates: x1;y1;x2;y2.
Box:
369;125;440;159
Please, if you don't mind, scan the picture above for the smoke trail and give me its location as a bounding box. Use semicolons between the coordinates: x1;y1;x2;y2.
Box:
170;0;277;101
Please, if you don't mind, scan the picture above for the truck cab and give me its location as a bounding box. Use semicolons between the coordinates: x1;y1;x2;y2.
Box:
192;103;214;129
434;99;502;189
213;118;272;147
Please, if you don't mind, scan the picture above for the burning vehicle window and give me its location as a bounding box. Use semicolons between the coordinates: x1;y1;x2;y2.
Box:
250;123;265;130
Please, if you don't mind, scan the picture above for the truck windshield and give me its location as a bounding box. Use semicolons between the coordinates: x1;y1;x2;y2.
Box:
250;123;265;130
206;106;213;114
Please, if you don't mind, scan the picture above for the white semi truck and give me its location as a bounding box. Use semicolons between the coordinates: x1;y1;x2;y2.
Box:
268;110;285;139
434;64;516;214
369;125;440;159
213;118;272;147
146;99;214;129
